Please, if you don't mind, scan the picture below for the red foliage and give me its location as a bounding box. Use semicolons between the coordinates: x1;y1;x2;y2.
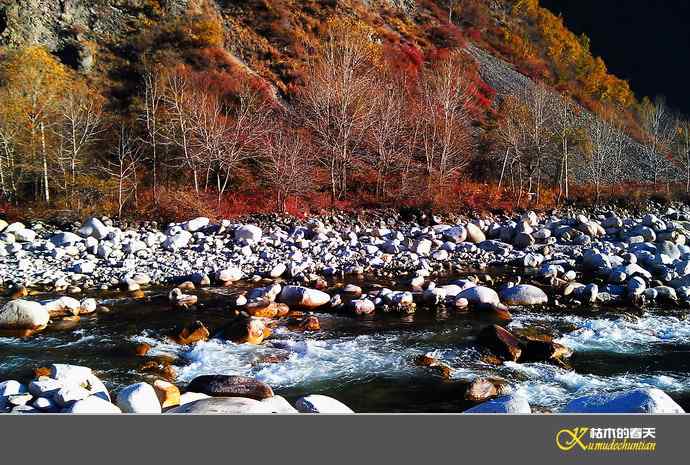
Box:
383;42;424;82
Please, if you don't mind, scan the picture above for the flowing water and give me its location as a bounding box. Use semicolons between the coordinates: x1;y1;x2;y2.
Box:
2;280;690;413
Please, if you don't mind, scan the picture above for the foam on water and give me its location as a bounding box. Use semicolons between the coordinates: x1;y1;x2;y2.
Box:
501;361;690;411
132;324;482;388
510;312;690;353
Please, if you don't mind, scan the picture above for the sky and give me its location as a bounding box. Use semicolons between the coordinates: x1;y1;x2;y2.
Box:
540;0;690;115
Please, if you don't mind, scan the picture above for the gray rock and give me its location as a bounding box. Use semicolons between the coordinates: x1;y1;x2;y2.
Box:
166;397;272;414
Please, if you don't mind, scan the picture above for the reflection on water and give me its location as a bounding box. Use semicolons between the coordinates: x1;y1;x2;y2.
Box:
2;284;690;413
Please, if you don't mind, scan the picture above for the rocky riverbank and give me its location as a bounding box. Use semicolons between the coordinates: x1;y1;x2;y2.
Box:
2;202;690;413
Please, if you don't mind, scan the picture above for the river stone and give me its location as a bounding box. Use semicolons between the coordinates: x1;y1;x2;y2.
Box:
179;392;211;406
64;396;122;414
185;217;210;232
235;224;263;242
260;395;298;414
1;380;27;410
186;375;274;400
14;228;36;242
295;395;354;413
466;223;486;243
116;382;161;413
153;380;180;409
466;378;498;402
222;315;268;344
464;394;531;414
166;397;272;414
78;217;110;239
278;286;330;308
54;385;92;407
50;364;92;386
562;388;684;413
217;268;243;283
29;378;63;397
349;298;375;315
443;226;467;243
51;231;82;246
0;300;50;330
477;325;522;361
456;286;500;307
499;285;548;306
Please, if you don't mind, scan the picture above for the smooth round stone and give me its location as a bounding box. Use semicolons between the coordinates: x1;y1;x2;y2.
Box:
562;388;684;413
295;395;354;413
499;285;548;306
116;382;161;414
64;396;122;414
166;397;272;414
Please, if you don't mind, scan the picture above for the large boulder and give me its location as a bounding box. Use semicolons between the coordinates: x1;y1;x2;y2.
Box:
78;217;110;239
466;223;486;243
166;397;272;414
0;300;50;331
116;382;162;414
278;286;330;309
50;364;92;386
261;395;298;414
456;286;501;308
186;375;274;400
464;394;531;414
562;388;684;413
499;285;548;306
295;395;354;413
235;225;263;242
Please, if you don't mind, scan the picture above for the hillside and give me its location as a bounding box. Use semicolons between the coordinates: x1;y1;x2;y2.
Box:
0;0;684;220
0;1;637;109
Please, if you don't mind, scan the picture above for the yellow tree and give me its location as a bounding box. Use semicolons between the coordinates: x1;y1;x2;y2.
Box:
0;46;69;202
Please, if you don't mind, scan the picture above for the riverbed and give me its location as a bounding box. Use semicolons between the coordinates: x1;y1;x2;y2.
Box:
3;279;689;413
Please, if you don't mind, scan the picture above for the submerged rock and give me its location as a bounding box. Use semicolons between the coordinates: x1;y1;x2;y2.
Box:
477;325;522;362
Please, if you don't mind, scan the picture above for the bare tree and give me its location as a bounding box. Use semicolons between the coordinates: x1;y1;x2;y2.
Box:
0;97;21;200
365;75;411;199
640;97;676;186
259;119;315;212
298;20;377;207
53;85;104;209
582;113;625;203
551;93;579;203
140;67;166;199
493;95;527;196
211;88;270;204
673;119;690;192
162;68;202;194
520;83;553;203
418;50;475;195
103;124;143;217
